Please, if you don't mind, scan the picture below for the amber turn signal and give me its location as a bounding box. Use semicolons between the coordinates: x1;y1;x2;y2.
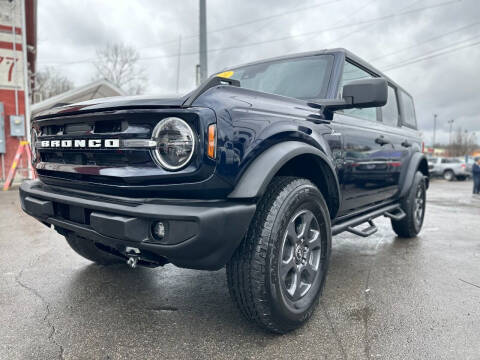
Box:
207;124;216;159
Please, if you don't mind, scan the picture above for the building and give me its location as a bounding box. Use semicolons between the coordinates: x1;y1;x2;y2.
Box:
0;0;36;181
30;79;126;118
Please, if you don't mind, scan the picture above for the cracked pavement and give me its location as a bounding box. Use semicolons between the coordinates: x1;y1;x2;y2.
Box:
1;179;479;359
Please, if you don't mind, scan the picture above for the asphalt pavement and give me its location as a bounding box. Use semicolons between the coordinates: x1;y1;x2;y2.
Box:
1;179;479;360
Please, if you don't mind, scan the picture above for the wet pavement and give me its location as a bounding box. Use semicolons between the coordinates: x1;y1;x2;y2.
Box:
1;179;479;359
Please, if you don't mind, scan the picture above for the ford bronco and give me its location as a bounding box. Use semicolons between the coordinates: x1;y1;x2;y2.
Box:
20;48;429;333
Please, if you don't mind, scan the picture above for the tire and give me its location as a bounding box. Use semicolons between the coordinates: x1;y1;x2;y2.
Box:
226;177;331;333
65;233;124;265
391;171;426;238
443;170;454;181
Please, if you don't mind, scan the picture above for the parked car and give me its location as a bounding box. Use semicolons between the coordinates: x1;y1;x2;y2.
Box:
20;48;429;333
460;156;479;174
427;157;469;181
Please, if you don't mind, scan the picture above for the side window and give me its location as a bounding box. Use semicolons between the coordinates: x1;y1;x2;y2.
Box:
399;91;417;128
440;158;459;164
340;61;378;122
381;86;399;126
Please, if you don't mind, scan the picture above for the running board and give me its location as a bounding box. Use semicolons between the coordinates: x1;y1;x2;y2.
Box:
346;219;378;237
332;203;404;237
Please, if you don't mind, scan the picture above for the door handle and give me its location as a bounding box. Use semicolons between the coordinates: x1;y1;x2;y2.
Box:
401;139;412;148
375;136;390;146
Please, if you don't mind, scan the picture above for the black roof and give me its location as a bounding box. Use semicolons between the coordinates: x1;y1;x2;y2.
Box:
223;48;412;98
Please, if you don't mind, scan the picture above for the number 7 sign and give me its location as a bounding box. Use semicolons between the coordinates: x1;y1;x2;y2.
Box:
0;48;24;89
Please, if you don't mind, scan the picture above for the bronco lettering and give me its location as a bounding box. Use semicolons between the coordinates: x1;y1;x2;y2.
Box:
38;139;120;148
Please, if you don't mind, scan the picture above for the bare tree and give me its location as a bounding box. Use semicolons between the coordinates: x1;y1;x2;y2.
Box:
32;67;74;103
447;127;478;157
93;43;147;95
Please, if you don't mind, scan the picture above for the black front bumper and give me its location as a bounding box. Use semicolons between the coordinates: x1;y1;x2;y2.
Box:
20;180;256;270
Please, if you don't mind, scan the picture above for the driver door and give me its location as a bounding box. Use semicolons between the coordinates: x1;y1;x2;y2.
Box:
334;61;397;215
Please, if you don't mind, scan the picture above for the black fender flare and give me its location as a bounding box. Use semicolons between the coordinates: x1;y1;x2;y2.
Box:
398;152;429;198
228;141;341;215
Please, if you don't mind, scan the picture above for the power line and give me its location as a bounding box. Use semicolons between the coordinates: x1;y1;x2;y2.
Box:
371;20;480;62
383;40;480;71
137;0;462;61
71;0;348;54
210;0;344;34
382;34;480;69
324;0;421;47
321;0;380;46
36;0;345;64
382;37;480;71
207;0;346;38
133;2;347;51
39;0;461;66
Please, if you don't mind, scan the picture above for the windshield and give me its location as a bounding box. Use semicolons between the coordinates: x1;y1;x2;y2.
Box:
227;55;334;100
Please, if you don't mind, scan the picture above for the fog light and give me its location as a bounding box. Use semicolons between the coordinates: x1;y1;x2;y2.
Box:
152;221;166;240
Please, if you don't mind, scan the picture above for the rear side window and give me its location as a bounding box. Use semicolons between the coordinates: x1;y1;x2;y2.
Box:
441;158;460;164
399;91;417;128
381;85;399;127
340;61;378;122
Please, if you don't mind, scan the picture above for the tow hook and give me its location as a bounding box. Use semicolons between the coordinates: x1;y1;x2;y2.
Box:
125;247;141;268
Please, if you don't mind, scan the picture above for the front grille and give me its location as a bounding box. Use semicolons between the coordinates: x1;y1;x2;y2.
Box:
32;110;202;186
37;131;153;168
40;150;153;167
36;115;154;169
40;120;125;136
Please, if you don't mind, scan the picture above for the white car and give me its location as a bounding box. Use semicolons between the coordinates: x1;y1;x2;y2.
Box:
427;157;469;181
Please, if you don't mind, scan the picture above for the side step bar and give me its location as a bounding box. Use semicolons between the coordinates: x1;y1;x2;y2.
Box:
332;203;405;237
346;220;378;238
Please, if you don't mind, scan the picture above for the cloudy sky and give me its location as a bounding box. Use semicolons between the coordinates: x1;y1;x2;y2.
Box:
37;0;480;145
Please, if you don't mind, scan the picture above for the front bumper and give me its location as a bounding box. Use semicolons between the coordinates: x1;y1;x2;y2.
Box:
19;180;256;270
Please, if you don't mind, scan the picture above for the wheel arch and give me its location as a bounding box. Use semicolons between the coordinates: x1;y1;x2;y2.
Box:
228;141;341;218
399;152;430;198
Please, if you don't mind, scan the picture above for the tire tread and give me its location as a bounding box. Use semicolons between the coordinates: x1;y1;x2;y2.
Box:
391;171;426;238
227;176;325;333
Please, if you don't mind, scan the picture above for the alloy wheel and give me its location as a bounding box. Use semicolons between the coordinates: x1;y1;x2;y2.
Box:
278;210;322;304
414;183;426;227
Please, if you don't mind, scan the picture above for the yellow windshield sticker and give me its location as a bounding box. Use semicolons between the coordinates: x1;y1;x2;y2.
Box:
216;70;234;78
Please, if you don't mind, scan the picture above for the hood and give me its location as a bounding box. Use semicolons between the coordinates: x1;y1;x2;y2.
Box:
34;94;191;120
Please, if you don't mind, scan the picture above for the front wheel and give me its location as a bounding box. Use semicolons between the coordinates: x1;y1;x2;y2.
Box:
391;171;426;238
443;170;454;181
226;177;331;333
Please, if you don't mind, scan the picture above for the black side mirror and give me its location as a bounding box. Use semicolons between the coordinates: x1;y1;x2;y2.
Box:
315;78;388;120
342;78;387;108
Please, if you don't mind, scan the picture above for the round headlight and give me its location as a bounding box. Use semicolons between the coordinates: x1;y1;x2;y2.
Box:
151;117;195;170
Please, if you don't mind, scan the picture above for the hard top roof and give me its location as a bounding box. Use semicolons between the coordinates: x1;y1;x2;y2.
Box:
223;48;412;98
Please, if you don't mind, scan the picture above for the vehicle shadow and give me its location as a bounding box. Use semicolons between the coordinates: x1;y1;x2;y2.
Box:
62;262;276;339
52;226;429;358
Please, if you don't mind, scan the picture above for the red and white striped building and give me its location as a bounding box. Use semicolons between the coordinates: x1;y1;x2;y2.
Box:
0;0;36;181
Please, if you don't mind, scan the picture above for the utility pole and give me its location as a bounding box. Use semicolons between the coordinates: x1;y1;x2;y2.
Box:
432;114;438;147
199;0;208;83
448;119;454;146
175;35;182;95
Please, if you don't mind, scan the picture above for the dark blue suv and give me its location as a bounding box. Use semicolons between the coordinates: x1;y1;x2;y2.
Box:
20;48;429;333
